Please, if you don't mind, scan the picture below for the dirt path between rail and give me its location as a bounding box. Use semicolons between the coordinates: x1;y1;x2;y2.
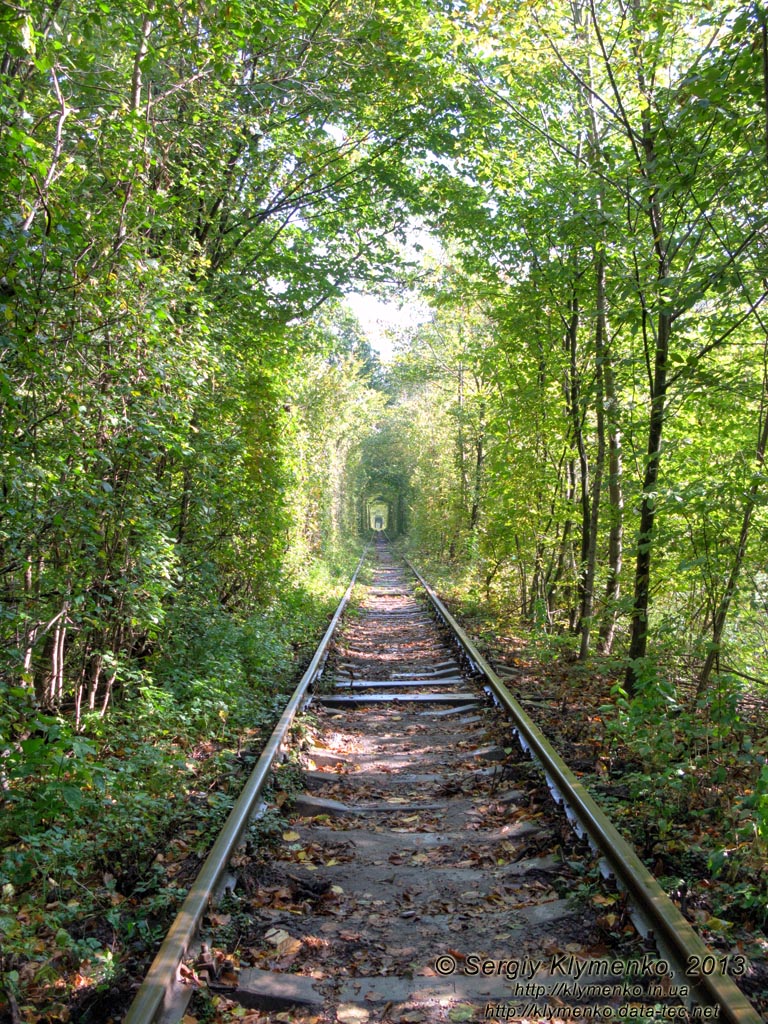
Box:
187;550;698;1024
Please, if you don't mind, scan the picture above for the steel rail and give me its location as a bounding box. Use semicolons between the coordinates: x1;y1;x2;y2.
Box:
123;548;369;1024
407;558;763;1024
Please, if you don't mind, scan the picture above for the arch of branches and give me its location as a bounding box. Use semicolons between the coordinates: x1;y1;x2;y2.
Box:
358;477;408;537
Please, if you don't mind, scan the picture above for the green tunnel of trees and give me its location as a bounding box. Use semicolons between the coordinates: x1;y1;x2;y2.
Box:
3;0;768;1007
3;0;768;756
3;0;768;750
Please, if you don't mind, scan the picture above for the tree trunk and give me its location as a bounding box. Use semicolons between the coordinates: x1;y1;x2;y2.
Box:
624;10;672;695
696;426;768;697
579;247;607;660
598;338;624;653
576;9;623;657
625;301;670;692
469;402;485;531
515;534;528;615
697;23;768;695
565;290;592;637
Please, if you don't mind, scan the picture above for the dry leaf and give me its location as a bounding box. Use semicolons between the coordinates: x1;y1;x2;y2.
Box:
179;964;201;986
337;1005;370;1023
277;936;303;956
264;927;292;946
592;893;617;907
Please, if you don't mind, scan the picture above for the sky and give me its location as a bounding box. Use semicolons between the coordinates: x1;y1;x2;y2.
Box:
344;222;441;361
344;291;432;362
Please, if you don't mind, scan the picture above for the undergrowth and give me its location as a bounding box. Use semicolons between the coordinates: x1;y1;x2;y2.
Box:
596;679;768;933
0;549;357;1022
426;562;768;968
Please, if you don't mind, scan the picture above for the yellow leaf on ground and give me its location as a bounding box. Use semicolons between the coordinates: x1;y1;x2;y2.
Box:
337;1004;370;1022
277;936;303;956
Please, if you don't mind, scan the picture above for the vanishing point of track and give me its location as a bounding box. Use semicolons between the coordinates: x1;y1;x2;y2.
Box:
124;541;763;1024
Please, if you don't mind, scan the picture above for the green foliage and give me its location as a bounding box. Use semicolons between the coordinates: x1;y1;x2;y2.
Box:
5;0;768;1009
736;763;768;849
595;677;768;927
0;552;351;1013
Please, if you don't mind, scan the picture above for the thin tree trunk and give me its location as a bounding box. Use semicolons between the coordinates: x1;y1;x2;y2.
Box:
625;305;670;692
50;619;66;704
576;6;623;657
177;462;193;543
456;362;468;523
624;15;672;695
87;653;103;712
697;19;768;695
565;290;592;636
696;411;768;696
515;534;528;615
470;413;484;531
579;248;607;660
130;14;152;112
598;339;624;653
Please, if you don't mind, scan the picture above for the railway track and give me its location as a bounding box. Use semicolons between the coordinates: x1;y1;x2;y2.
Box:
124;541;763;1024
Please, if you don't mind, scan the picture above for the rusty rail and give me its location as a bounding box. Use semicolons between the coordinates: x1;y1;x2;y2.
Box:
123;548;368;1024
407;557;763;1024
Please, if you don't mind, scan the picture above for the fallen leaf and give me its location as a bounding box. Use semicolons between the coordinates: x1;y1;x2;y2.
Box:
277;936;303;956
337;1005;370;1023
592;894;617;907
179;964;201;986
283;830;301;842
264;927;292;946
